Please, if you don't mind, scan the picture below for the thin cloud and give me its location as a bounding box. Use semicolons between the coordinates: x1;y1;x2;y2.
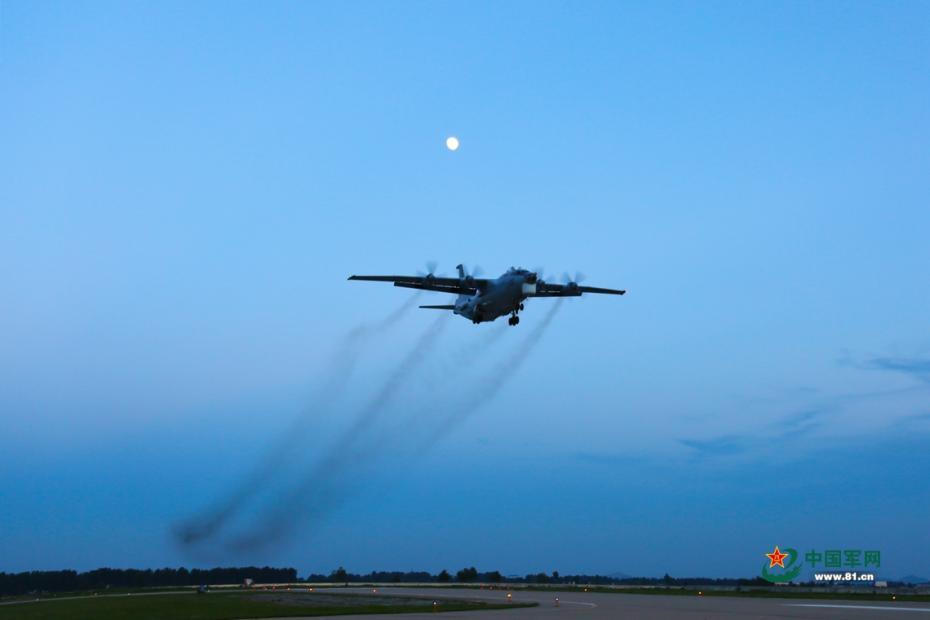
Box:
865;356;930;383
678;405;827;459
775;408;826;437
573;451;651;467
678;435;748;457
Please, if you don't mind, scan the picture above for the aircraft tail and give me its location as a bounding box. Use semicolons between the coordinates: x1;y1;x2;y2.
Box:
419;304;455;310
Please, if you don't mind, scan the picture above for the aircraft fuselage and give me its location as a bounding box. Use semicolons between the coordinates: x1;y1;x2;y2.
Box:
453;269;536;324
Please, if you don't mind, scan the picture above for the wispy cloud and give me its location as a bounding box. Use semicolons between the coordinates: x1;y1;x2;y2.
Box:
678;407;825;460
864;356;930;383
573;451;651;467
780;409;817;426
678;435;749;457
776;408;825;437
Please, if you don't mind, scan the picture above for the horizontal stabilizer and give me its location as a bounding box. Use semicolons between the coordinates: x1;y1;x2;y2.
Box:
419;304;455;310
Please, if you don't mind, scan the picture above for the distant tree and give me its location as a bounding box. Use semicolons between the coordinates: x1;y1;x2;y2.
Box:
534;572;549;584
552;571;560;582
331;567;348;584
437;570;451;583
456;567;478;582
485;571;503;583
663;573;674;585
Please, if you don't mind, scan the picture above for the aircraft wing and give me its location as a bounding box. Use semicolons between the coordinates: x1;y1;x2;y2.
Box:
348;274;486;295
531;282;626;297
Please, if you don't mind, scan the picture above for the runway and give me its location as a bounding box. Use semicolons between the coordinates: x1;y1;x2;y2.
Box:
328;586;930;619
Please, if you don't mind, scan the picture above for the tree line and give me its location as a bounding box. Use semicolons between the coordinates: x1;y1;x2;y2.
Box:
0;567;297;596
0;566;785;596
317;567;772;586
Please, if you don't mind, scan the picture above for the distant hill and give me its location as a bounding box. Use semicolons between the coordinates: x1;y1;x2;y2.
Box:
899;575;929;585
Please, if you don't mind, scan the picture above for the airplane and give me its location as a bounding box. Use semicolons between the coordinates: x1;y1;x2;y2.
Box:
348;264;626;326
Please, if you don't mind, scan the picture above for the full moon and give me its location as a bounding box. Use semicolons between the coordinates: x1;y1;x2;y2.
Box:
445;136;460;151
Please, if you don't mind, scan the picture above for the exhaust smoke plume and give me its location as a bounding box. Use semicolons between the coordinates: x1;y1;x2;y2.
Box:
176;294;421;548
201;311;449;552
421;298;564;447
177;296;561;555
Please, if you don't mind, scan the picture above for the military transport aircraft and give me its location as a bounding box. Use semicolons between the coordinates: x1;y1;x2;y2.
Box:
348;264;625;326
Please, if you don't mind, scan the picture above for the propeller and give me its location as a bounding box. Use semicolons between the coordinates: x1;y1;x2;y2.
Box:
462;264;483;278
560;271;586;293
417;260;441;279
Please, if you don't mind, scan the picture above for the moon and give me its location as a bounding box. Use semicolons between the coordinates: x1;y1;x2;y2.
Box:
445;136;460;151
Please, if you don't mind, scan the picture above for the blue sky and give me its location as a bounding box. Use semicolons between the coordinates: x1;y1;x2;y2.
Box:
2;1;929;579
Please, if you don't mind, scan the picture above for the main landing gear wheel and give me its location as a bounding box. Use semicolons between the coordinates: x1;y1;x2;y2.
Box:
508;315;520;326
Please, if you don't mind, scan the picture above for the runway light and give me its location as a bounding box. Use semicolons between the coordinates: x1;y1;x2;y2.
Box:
698;591;703;596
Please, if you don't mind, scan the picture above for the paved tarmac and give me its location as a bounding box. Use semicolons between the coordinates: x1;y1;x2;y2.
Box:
325;586;930;619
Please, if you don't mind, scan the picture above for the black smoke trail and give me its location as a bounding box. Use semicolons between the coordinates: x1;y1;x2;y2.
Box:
223;311;449;551
421;299;563;446
325;292;424;397
179;298;558;554
418;318;509;391
175;293;421;548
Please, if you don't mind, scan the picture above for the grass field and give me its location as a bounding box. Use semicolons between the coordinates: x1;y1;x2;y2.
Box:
0;590;534;620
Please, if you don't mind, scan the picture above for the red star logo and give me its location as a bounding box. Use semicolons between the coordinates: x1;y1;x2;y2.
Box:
766;546;788;568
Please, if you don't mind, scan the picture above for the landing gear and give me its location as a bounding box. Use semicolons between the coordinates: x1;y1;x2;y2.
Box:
508;315;520;326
